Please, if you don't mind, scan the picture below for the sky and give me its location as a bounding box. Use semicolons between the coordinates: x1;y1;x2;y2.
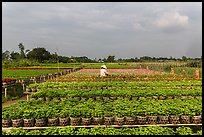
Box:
2;2;202;59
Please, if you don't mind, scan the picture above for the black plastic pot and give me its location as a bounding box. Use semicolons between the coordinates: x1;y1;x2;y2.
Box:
92;117;104;125
180;115;190;124
23;118;35;127
2;119;12;127
35;118;47;127
169;115;180;124
147;116;157;124
70;117;81;126
158;116;169;124
47;118;59;126
191;116;201;124
125;117;135;125
104;117;114;125
59;117;70;126
115;117;125;126
12;119;24;127
136;116;147;125
81;118;92;125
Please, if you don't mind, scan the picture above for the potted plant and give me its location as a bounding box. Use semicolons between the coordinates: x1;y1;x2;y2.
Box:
114;110;125;126
58;109;70;126
9;111;24;127
2;111;12;127
34;109;47;127
92;109;104;125
46;109;59;126
69;108;81;126
81;108;92;125
104;111;114;125
22;110;35;127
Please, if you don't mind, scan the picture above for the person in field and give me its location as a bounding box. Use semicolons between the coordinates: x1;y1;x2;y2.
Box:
100;65;109;77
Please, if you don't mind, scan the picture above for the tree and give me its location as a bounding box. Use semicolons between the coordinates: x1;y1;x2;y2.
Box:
27;47;51;63
107;55;115;62
10;51;21;60
2;50;10;60
18;43;26;59
182;56;187;61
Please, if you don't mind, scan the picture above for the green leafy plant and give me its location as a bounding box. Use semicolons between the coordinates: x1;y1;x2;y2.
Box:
176;127;193;135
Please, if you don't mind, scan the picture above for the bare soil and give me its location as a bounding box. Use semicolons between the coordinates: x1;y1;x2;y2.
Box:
2;95;27;107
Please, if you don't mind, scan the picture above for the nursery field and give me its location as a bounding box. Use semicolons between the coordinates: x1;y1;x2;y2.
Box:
2;63;202;135
2;69;63;80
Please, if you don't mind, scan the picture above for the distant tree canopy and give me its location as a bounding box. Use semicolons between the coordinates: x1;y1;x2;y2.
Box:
2;43;202;64
27;47;51;63
107;55;115;62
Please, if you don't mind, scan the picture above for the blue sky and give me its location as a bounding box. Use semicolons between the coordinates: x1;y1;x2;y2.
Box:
2;2;202;59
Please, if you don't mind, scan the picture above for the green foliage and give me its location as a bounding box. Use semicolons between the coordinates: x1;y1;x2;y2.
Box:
43;127;59;135
58;126;75;135
176;126;193;135
2;69;60;79
7;128;27;135
26;130;42;135
2;126;199;135
2;59;40;69
27;47;51;63
197;129;202;135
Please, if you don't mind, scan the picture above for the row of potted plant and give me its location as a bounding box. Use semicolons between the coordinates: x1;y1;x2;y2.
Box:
2;98;202;121
30;87;202;99
27;80;202;89
2;114;202;127
49;76;201;82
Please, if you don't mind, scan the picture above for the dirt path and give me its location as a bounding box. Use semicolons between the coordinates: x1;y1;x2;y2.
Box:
2;95;27;107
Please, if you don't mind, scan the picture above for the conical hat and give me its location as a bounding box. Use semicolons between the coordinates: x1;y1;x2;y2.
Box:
101;65;107;69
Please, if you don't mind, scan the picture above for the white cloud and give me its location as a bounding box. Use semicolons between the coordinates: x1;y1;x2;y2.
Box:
154;11;189;28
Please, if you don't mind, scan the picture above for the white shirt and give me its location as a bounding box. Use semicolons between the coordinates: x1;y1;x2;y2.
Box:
100;69;107;77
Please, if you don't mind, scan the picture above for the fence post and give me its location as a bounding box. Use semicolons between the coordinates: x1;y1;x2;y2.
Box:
5;87;7;98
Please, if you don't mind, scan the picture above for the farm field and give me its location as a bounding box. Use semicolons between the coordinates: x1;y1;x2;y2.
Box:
2;69;63;80
2;62;202;135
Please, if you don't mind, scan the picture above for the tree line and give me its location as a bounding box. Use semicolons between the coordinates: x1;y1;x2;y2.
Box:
2;43;202;64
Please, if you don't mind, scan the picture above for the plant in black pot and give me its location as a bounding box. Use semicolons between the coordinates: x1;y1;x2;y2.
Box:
81;108;92;125
46;109;59;126
69;108;81;126
114;110;125;126
104;111;114;125
2;111;12;127
22;110;35;127
92;109;104;125
34;109;47;127
9;111;24;127
59;109;70;126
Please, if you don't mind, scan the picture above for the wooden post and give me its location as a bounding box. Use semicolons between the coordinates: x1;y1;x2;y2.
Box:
5;87;7;98
27;94;29;101
171;68;174;74
22;83;25;92
195;70;199;79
